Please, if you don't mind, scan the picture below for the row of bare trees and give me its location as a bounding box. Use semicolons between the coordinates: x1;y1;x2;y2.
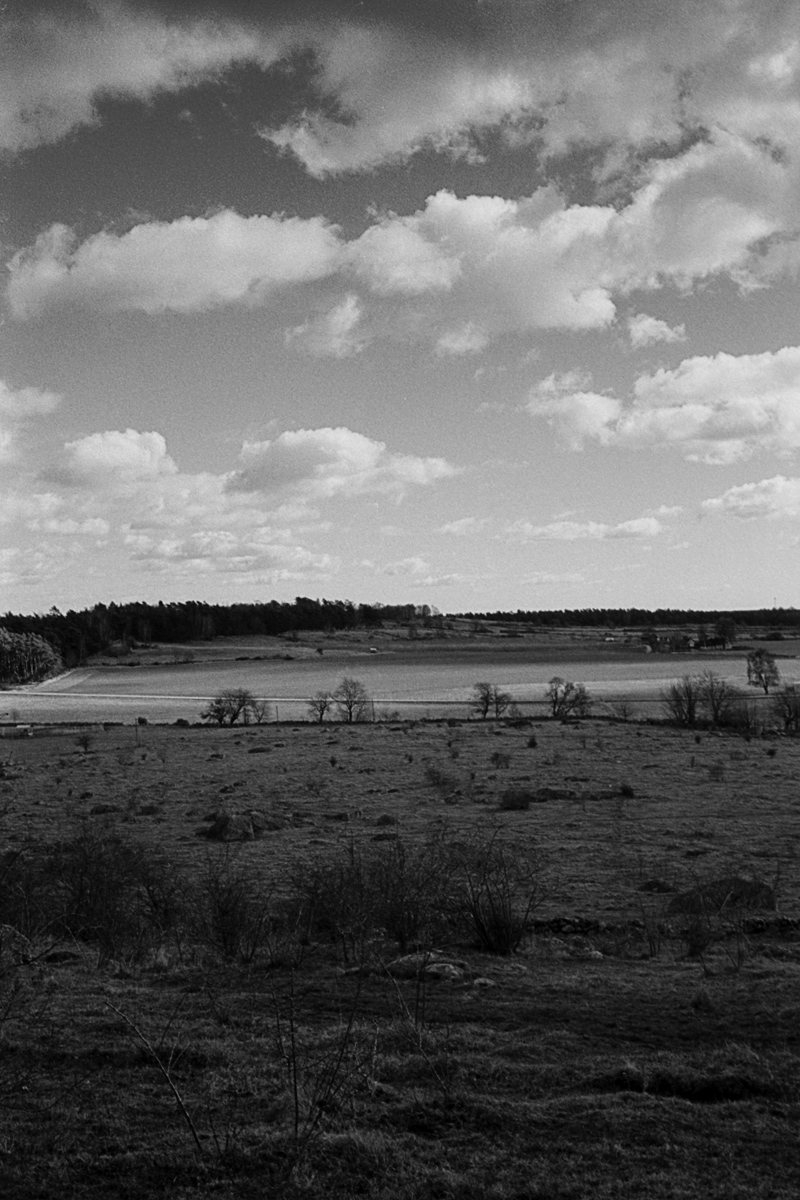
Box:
201;678;372;726
662;656;800;731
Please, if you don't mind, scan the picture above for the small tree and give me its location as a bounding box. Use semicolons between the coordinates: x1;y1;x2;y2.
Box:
307;691;333;723
714;616;738;649
773;684;800;733
333;677;370;723
249;698;272;725
747;649;780;695
471;682;511;720
696;669;739;726
200;688;255;726
661;675;700;727
544;677;591;719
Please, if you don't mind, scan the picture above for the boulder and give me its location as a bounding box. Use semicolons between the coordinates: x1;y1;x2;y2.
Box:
667;876;776;916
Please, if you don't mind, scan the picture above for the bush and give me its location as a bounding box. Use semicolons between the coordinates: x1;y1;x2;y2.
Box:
423;764;460;797
195;850;303;966
498;788;534;811
25;824;184;963
661;675;701;727
448;828;546;955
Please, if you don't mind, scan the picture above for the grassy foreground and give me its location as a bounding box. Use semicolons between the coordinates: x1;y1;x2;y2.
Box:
1;716;799;1198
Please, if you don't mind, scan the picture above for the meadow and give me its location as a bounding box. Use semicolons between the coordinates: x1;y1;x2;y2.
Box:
1;710;799;1198
5;625;783;724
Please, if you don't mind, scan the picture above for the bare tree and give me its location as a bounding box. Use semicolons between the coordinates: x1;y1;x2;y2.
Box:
773;684;800;733
249;698;272;724
661;675;700;727
200;688;255;726
307;691;333;723
747;649;780;695
696;669;739;726
471;682;511;720
545;677;591;719
333;677;370;723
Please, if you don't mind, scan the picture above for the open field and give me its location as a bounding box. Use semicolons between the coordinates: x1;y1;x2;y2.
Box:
2;716;800;1197
6;631;795;724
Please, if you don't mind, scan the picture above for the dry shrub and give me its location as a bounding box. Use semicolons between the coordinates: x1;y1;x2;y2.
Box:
498;788;534;811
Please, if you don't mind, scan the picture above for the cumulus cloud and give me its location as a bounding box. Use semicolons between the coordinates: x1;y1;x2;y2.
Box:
506;516;663;540
0;378;62;461
9;126;793;339
528;373;622;450
286;294;366;358
435;324;490;357
0;380;62;418
530;346;800;462
628;314;686;348
56;429;179;485
7;212;342;318
702;475;800;519
5;420;457;591
228;426;458;501
0;4;285;152
258;2;800;181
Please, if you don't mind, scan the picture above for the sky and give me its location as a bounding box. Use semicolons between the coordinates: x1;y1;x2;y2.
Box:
2;0;800;616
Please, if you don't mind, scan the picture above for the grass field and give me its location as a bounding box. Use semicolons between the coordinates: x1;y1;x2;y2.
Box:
2;715;800;1197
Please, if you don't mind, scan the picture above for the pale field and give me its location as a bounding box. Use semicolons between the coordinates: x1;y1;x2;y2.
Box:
5;641;793;724
4;717;799;923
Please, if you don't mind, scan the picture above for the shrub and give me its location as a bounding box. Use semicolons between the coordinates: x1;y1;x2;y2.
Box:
448;828;546;955
195;850;302;966
32;825;183;963
490;751;511;769
661;675;700;727
498;788;534;811
423;764;459;797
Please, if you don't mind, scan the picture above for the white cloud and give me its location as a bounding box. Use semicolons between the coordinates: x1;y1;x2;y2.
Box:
0;6;285;152
438;516;485;536
0;380;61;417
7;211;342;318
228;427;458;501
5;421;455;591
0;378;62;462
506;516;663;540
349;216;461;295
702;475;800;519
286;294;366;358
259;3;800;182
435;324;490;357
58;429;178;485
8;128;794;341
530;346;800;462
378;556;430;577
628;314;686;348
528;373;622;450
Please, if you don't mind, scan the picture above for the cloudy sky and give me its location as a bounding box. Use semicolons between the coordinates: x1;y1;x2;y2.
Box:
2;0;800;614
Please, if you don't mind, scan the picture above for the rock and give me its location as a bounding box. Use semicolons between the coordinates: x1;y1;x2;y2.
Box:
386;950;468;981
667;876;776;916
199;809;283;841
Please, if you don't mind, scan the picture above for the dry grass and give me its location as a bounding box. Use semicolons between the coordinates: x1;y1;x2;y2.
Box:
2;717;800;1198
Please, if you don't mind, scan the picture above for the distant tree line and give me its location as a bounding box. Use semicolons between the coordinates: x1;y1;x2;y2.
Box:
0;626;63;686
456;607;800;630
0;598;425;669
